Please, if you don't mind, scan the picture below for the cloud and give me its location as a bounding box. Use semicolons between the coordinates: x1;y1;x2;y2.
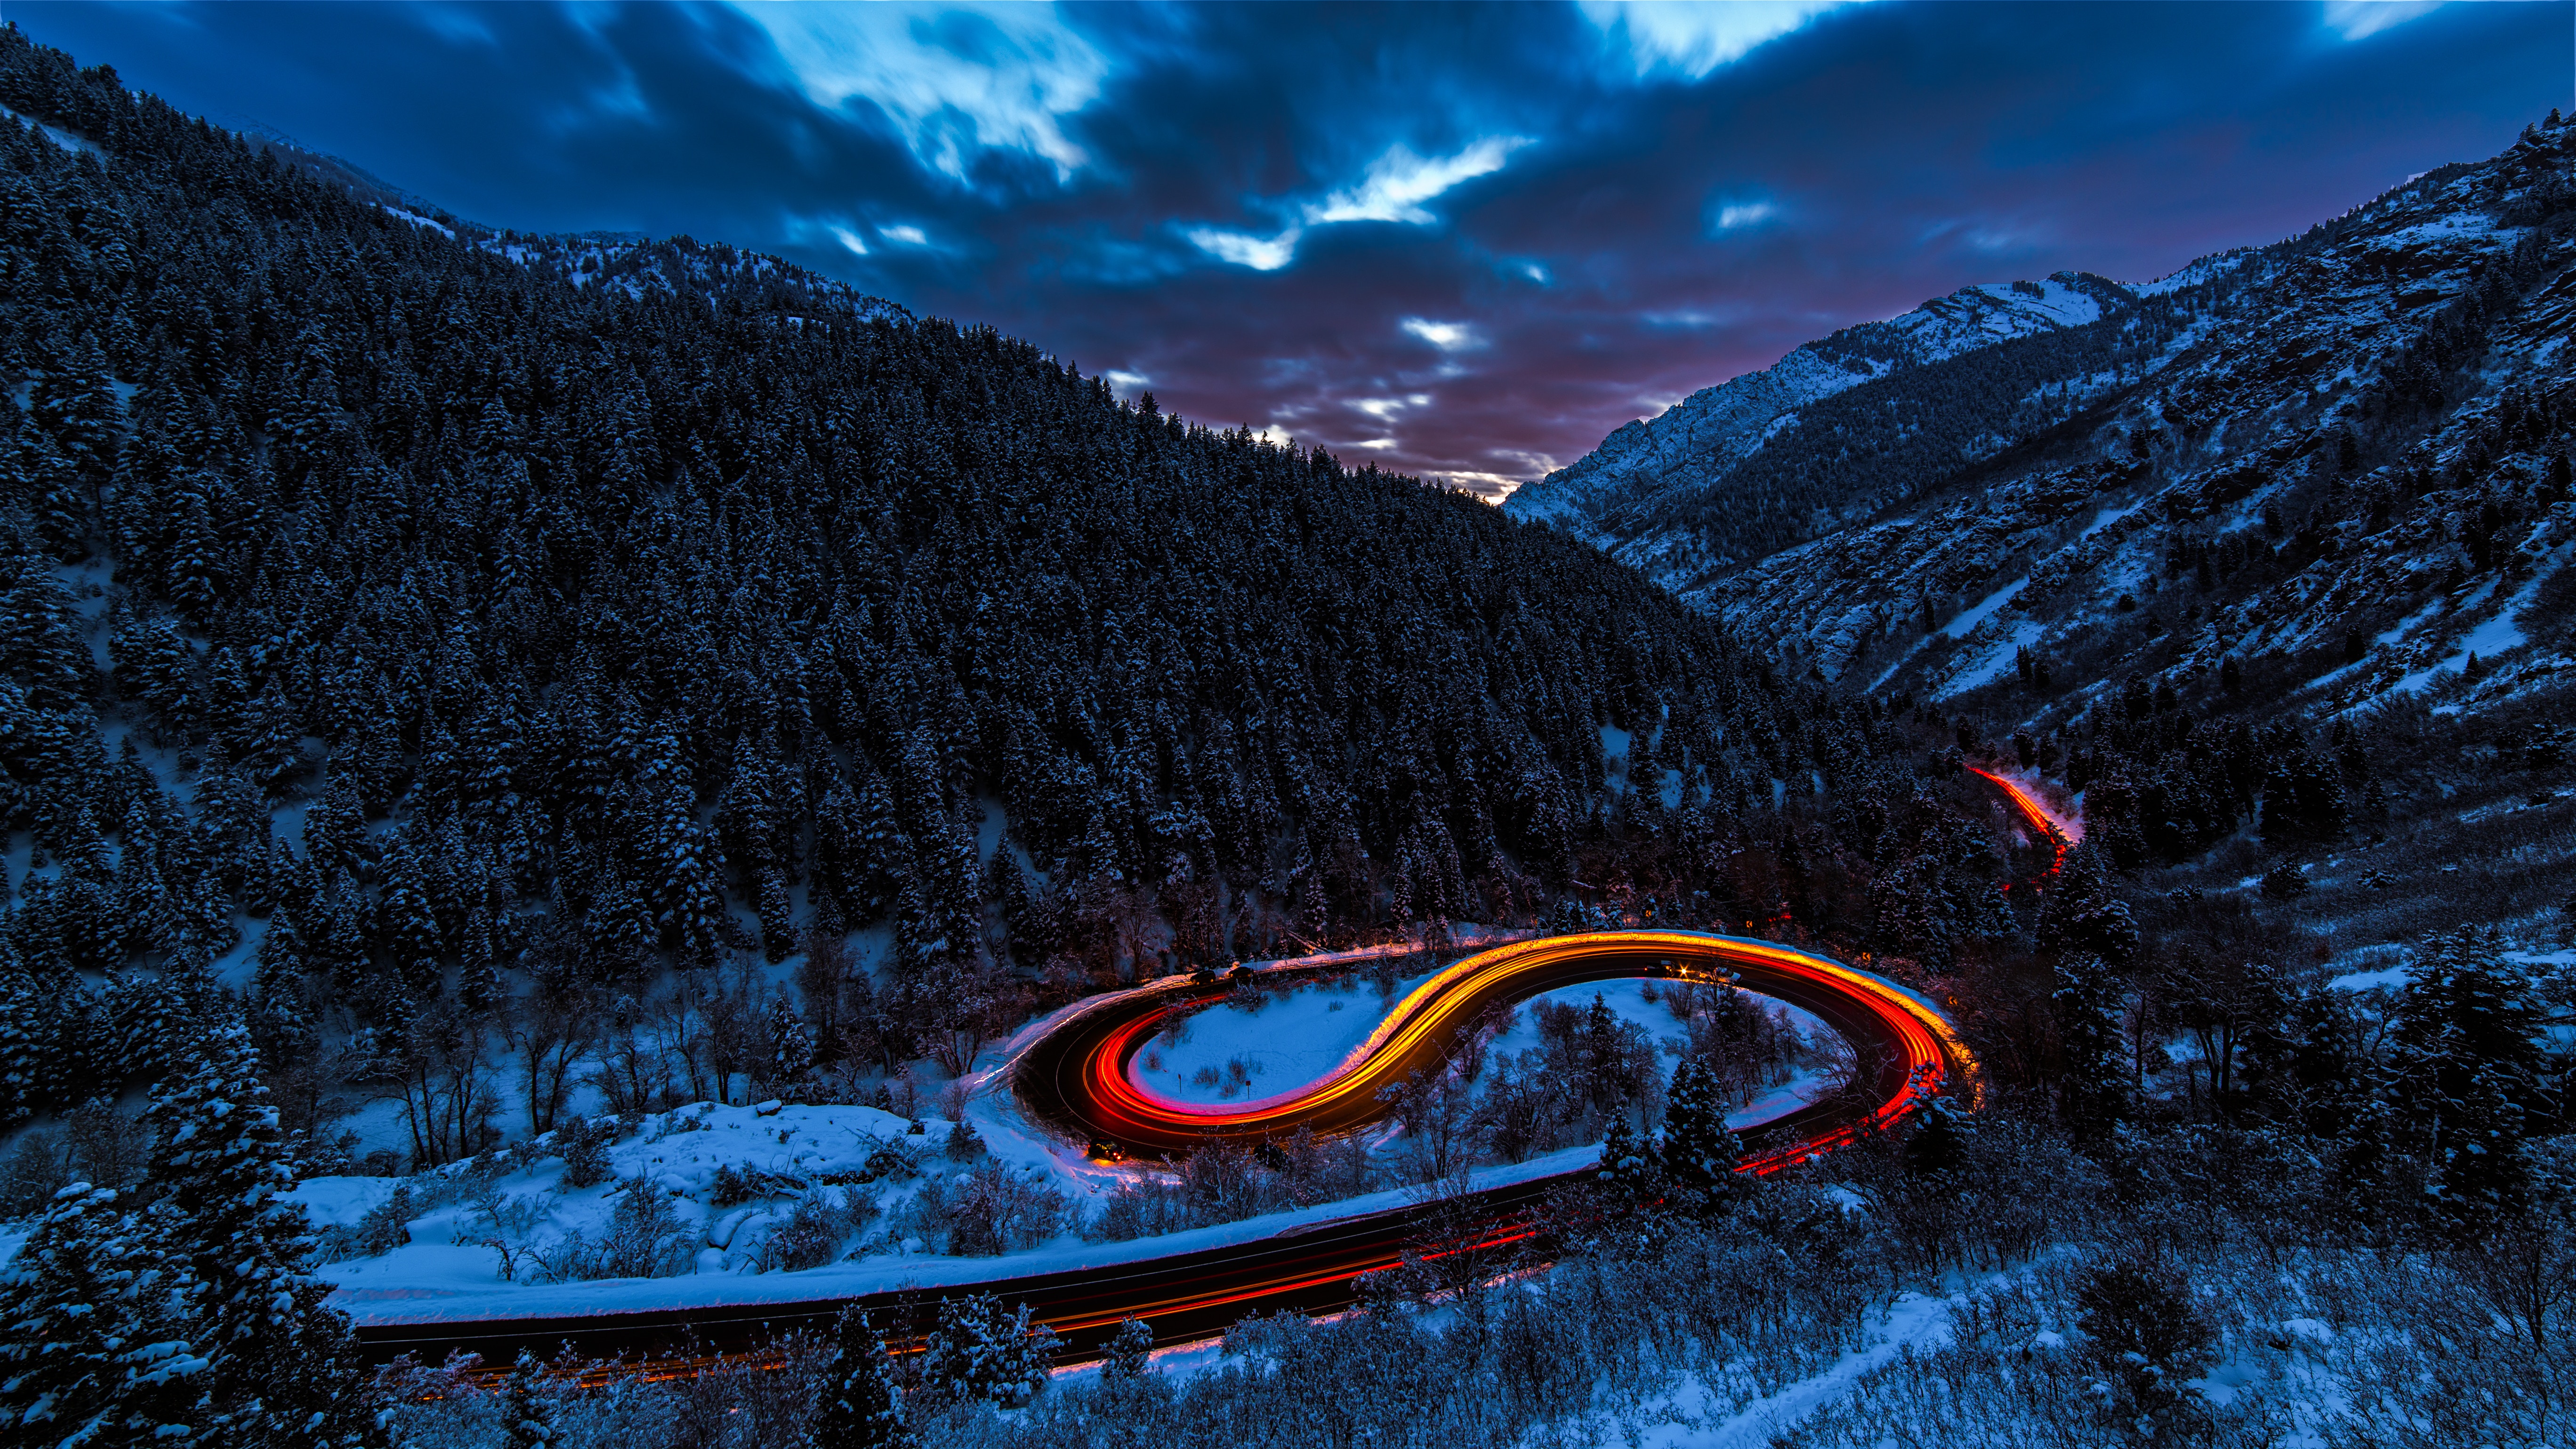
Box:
1711;198;1778;231
880;223;929;245
1187;225;1300;270
2319;2;2450;43
729;1;1109;180
1582;0;1855;79
1191;137;1533;269
20;0;2560;522
1401;318;1481;351
1349;396;1420;425
1304;137;1533;225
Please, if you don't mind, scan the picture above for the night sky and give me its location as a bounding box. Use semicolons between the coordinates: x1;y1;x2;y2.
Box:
20;2;2570;497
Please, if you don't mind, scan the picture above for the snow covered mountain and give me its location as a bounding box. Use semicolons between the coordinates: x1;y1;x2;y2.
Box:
1503;269;2138;563
1516;119;2576;721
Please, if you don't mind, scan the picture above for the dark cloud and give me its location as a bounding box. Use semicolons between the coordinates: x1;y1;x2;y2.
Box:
18;0;2567;495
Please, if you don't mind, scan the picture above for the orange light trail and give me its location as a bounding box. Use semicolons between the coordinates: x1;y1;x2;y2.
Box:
1965;764;2071;875
1073;930;1973;1163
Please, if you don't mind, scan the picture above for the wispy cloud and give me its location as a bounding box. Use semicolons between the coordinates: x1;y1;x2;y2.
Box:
1582;0;1856;79
1711;198;1778;231
1304;137;1532;225
2319;1;2449;43
1186;225;1299;271
730;1;1109;181
1191;137;1533;269
1401;318;1482;351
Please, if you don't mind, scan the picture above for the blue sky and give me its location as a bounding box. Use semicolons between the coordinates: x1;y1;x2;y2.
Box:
20;1;2569;496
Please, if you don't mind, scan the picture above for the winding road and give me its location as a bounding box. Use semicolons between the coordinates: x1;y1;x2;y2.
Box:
355;930;1975;1374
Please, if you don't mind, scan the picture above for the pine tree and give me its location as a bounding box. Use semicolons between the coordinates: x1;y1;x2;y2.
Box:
757;864;795;965
1101;1317;1155;1383
810;1307;914;1449
1658;1055;1743;1203
498;1351;556;1449
246;926;316;1073
458;906;502;1017
0;1183;208;1445
2395;932;2544;1238
1904;1097;1968;1175
2053;951;2129;1144
1595;1105;1657;1200
143;1022;385;1445
918;1294;1058;1409
0;968;43;1127
766;992;814;1098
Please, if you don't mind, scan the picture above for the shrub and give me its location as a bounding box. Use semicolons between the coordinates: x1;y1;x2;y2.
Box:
556;1116;614;1190
711;1162;806;1207
917;1293;1057;1409
2074;1256;2217;1433
527;1179;696;1283
0;1132;65;1218
319;1183;418;1261
945;1161;1074;1256
758;1190;867;1273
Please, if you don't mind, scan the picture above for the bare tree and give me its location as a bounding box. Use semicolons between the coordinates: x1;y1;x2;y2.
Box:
507;977;599;1135
366;1000;499;1169
590;993;668;1115
652;984;712;1103
1384;1065;1485;1190
700;953;765;1106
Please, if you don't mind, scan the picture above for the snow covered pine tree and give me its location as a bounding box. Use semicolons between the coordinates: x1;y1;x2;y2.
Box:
811;1306;914;1449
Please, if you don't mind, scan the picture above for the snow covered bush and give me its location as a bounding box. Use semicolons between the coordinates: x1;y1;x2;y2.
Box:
942;1160;1075;1256
556;1114;614;1189
527;1178;695;1282
318;1182;417;1260
757;1189;870;1273
917;1293;1058;1409
2072;1255;2219;1436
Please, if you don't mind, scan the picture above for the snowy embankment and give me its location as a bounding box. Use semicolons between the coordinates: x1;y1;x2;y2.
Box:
314;931;1843;1330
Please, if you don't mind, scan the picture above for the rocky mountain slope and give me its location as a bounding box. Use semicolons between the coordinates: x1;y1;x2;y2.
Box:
1505;268;2147;567
1697;120;2574;701
1524;114;2576;941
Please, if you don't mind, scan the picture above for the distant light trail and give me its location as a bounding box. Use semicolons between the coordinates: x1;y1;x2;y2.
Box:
1965;764;2073;875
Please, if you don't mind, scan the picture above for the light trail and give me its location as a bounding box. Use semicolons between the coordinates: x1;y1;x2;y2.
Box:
1964;764;2073;875
1054;930;1970;1158
366;930;1975;1382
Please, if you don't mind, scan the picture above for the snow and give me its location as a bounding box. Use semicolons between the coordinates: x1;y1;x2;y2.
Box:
2375;595;2447;645
377;205;457;239
1481;978;1841;1125
1129;967;1438;1105
318;1133;1627;1330
0;102;98;155
2378;555;2555;698
2077;499;2146;540
1939;577;2029;640
1938;620;2045;698
1647;1287;1962;1446
286;936;1857;1331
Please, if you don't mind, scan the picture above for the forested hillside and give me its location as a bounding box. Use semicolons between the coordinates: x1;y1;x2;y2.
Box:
0;27;1967;1138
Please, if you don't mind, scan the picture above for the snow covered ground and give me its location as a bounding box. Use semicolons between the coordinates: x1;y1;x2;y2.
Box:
1127;966;1439;1105
297;959;1843;1328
